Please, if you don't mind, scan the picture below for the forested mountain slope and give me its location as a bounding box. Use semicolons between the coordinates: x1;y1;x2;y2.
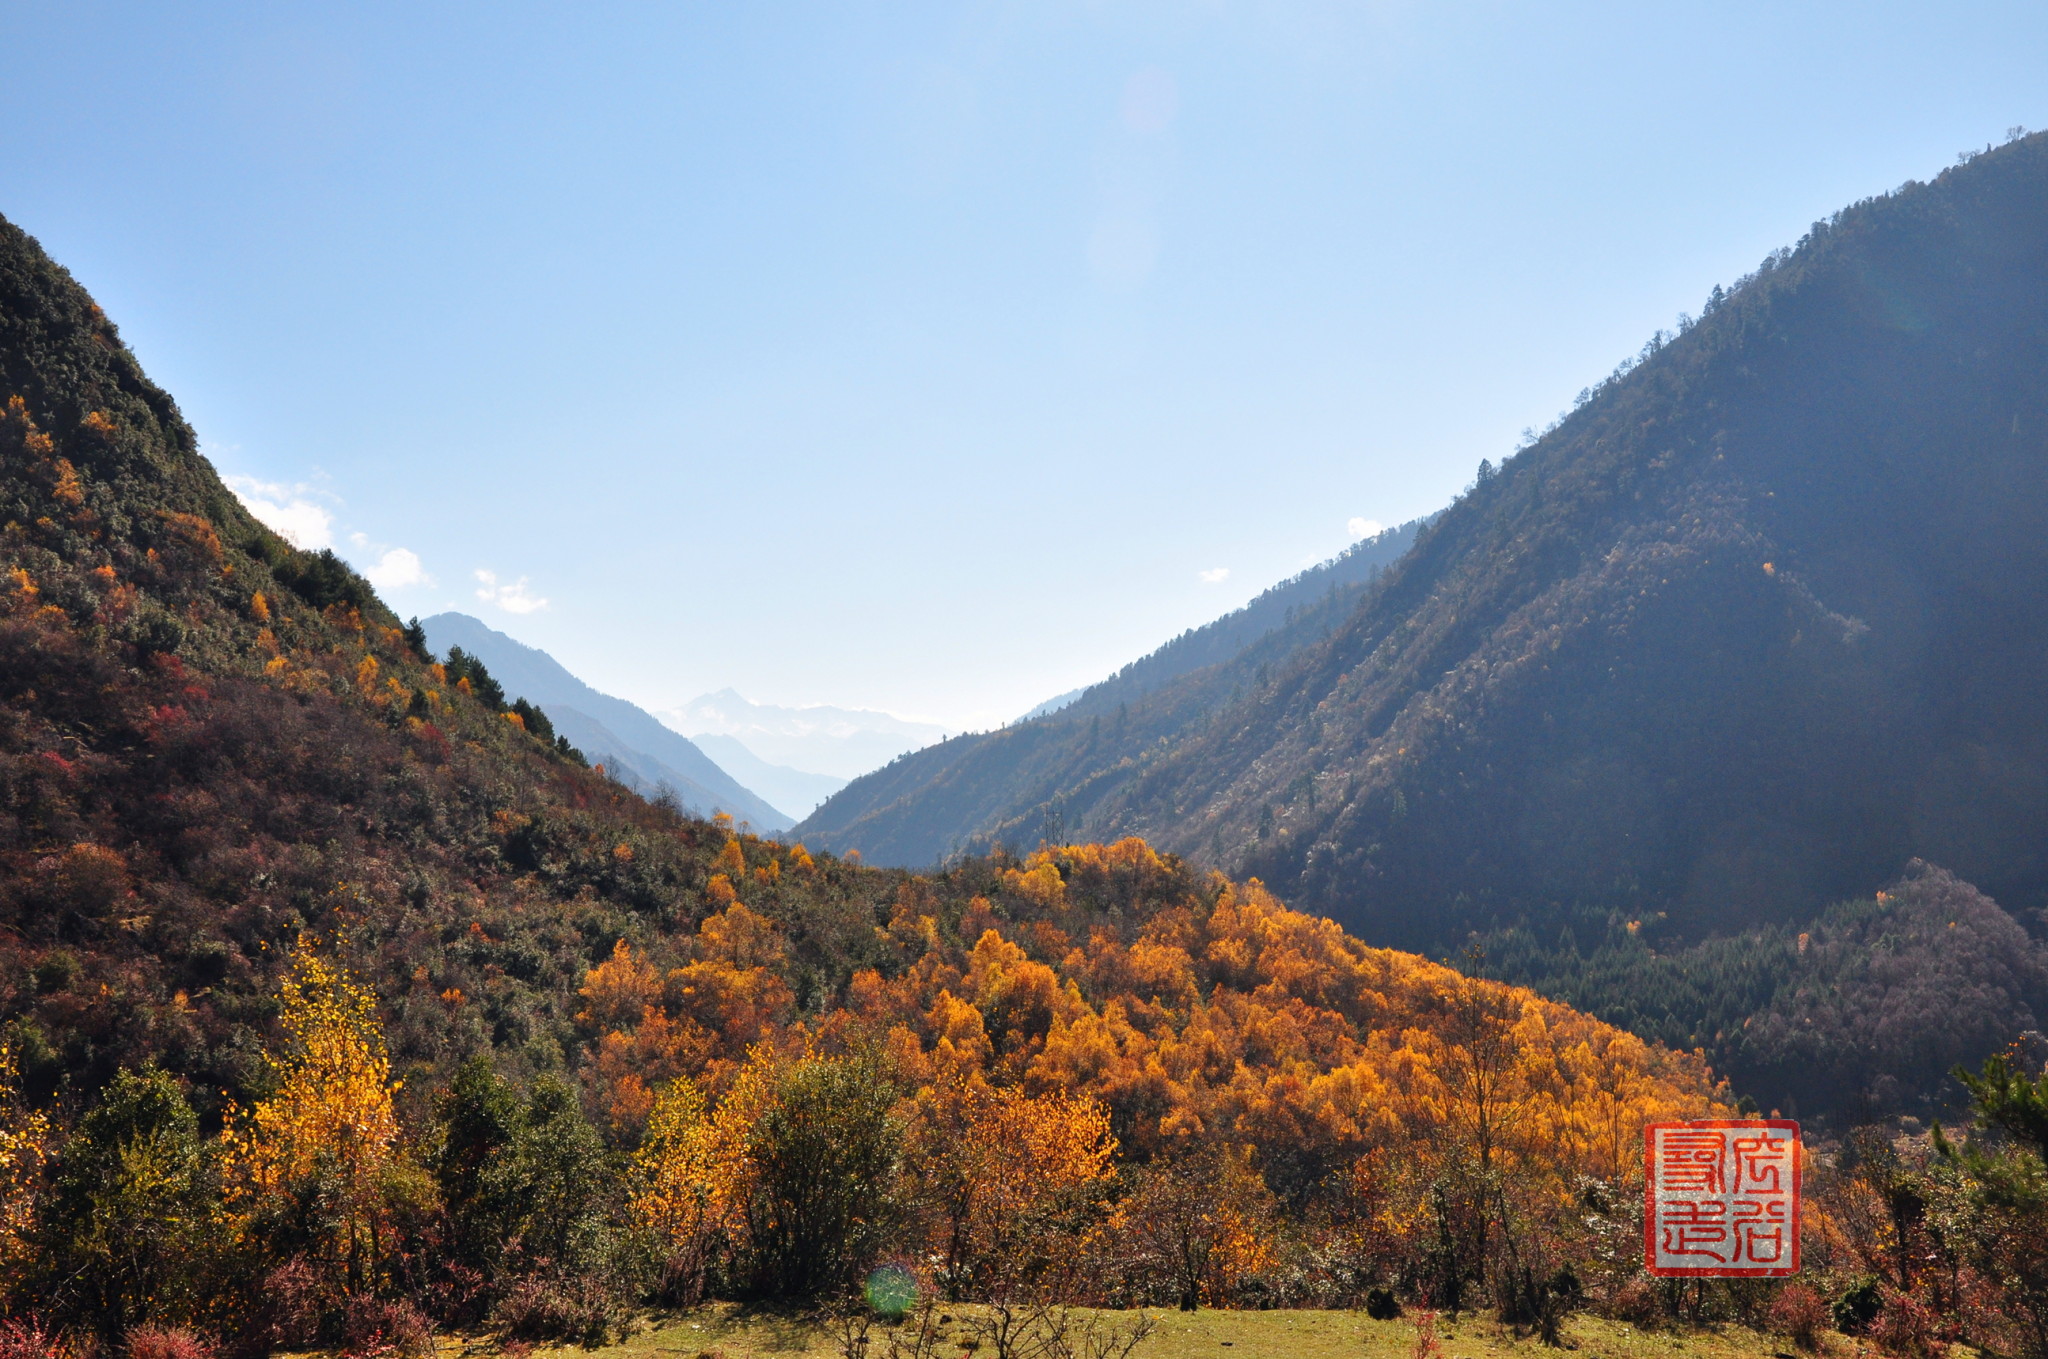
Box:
796;517;1427;863
4;174;2047;1359
800;135;2048;965
0;209;1750;1345
0;208;1716;1148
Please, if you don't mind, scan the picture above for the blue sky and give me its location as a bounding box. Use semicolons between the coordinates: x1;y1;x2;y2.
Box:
4;2;2044;729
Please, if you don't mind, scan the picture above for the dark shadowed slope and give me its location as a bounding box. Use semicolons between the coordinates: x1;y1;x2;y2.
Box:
419;612;792;830
795;517;1428;863
801;135;2048;961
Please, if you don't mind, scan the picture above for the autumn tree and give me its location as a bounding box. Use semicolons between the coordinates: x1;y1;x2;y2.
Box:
909;1078;1117;1298
0;1044;47;1296
631;1076;741;1303
223;938;401;1297
741;1054;901;1302
1114;1140;1276;1310
1423;969;1529;1313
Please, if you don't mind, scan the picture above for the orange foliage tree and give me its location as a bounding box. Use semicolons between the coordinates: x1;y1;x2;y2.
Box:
223;938;404;1295
906;1076;1118;1298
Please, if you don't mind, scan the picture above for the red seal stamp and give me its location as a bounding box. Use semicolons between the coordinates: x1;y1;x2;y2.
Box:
1644;1119;1801;1277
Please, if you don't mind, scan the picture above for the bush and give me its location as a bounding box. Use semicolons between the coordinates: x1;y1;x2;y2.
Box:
492;1272;626;1349
41;1065;218;1336
339;1296;431;1359
1767;1282;1828;1351
1605;1275;1667;1329
126;1327;214;1359
245;1258;324;1352
0;1318;77;1359
742;1056;901;1302
1872;1289;1943;1359
1834;1277;1883;1336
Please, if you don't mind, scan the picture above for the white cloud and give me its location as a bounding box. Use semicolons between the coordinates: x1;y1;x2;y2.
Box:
475;568;549;615
225;475;334;551
1198;567;1230;584
364;547;431;591
1347;516;1384;540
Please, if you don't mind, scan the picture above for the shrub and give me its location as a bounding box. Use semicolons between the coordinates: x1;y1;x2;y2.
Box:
246;1258;324;1352
1767;1282;1829;1351
126;1326;214;1359
1872;1289;1943;1359
339;1296;431;1359
0;1318;76;1359
1605;1274;1667;1328
742;1056;901;1302
492;1272;626;1349
1834;1276;1883;1335
42;1066;218;1336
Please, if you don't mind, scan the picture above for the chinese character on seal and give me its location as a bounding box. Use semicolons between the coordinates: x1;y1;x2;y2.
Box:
1644;1119;1800;1277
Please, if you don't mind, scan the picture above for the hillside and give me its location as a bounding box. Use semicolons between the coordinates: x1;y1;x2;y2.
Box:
797;140;2048;942
418;612;793;830
0;208;1758;1345
796;516;1428;862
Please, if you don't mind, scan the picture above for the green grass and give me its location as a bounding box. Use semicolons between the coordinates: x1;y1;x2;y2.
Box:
501;1303;1844;1359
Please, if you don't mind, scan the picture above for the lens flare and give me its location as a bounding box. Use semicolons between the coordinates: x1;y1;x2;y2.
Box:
865;1263;917;1319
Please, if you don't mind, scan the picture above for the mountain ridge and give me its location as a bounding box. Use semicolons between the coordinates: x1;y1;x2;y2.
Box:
797;135;2048;962
794;515;1430;861
419;611;793;830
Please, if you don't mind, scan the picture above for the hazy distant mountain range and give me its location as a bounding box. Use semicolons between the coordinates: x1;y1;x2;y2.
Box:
683;733;846;820
660;689;951;783
419;613;795;831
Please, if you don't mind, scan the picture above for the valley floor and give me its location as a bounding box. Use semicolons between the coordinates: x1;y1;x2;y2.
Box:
417;1305;1894;1359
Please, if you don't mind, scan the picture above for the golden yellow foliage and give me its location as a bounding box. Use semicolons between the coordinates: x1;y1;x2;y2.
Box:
910;1077;1118;1292
50;458;83;508
223;939;399;1287
0;1045;49;1280
578;939;662;1033
629;1045;790;1296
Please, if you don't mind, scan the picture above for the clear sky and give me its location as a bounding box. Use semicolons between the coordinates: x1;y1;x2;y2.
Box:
4;2;2044;730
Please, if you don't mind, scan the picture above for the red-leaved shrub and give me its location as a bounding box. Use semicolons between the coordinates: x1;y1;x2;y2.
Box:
339;1296;432;1359
1872;1288;1943;1359
1768;1282;1830;1351
0;1317;77;1359
1605;1274;1667;1328
126;1326;214;1359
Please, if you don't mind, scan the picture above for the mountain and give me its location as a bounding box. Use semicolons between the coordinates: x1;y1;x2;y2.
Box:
798;137;2048;955
794;517;1428;862
418;612;792;830
1015;687;1085;723
0;207;1764;1342
685;731;846;818
662;688;950;782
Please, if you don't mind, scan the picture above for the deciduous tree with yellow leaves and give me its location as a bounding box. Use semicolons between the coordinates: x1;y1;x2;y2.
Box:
222;938;402;1297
